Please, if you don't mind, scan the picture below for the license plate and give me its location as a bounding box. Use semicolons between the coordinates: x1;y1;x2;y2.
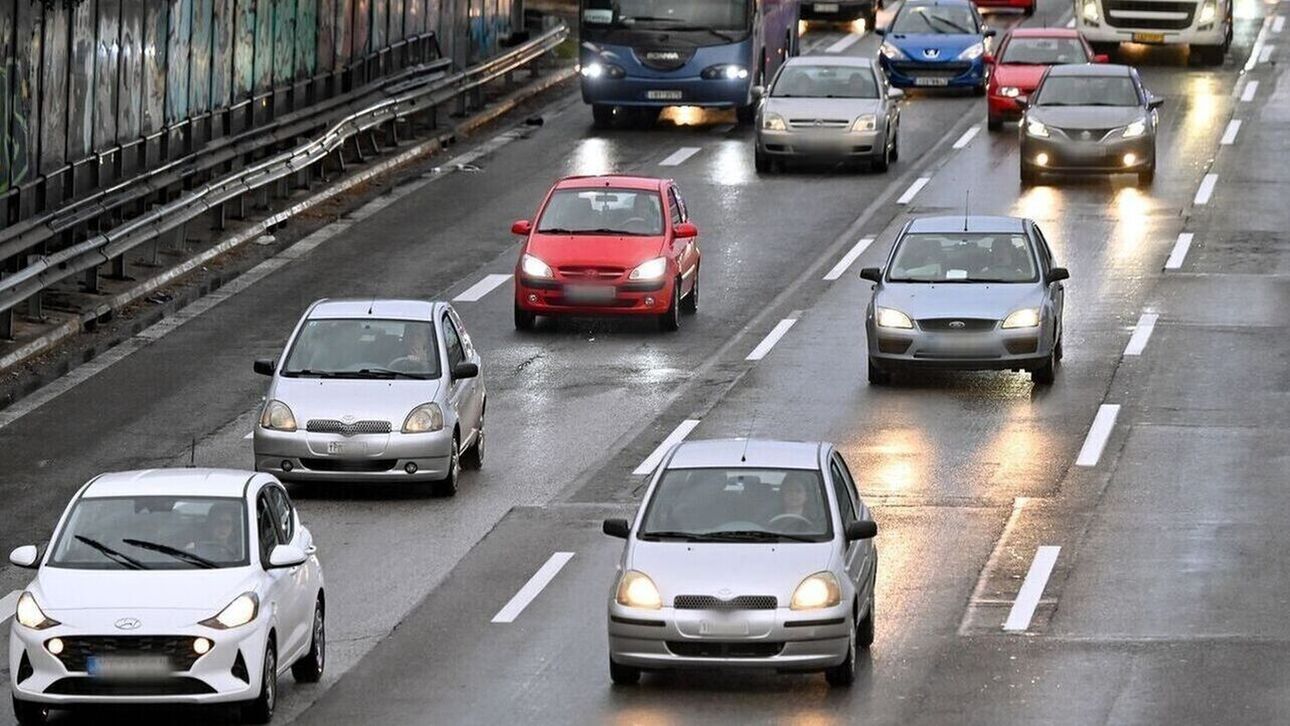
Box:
1133;32;1165;43
914;77;950;87
699;619;751;636
327;441;346;454
814;2;840;11
87;655;172;679
564;284;617;302
645;90;683;101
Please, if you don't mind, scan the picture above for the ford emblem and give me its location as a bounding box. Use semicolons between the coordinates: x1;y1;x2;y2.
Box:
949;321;966;329
114;617;141;630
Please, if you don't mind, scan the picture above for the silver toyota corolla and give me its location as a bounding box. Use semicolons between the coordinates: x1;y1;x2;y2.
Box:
755;56;903;173
253;299;486;495
603;439;878;687
861;215;1069;385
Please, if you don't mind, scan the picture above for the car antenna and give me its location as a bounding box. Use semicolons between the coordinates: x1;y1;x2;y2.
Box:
963;190;970;232
187;437;196;468
741;407;760;463
367;297;375;315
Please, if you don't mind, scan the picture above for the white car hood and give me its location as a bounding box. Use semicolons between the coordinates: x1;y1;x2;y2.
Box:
33;566;261;614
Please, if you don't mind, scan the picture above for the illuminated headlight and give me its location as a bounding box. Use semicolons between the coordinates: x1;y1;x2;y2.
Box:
958;42;985;61
701;64;750;80
880;41;907;60
999;86;1022;98
629;257;669;281
1198;0;1216;24
1026;119;1050;138
521;253;554;279
200;593;259;629
875;307;914;329
260;400;297;432
15;592;59;630
1082;0;1102;23
1122;119;1147;138
580;62;604;79
851;114;878;132
615;570;662;609
46;638;65;655
1002;308;1042;329
402;403;445;434
790;572;842;610
762;112;787;131
193;637;212;655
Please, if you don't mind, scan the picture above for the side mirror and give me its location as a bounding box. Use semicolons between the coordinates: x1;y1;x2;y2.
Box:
751;85;765;99
1148;97;1164;110
1093;53;1110;63
859;267;882;283
9;545;39;569
983;53;995;65
845;520;878;541
1046;267;1070;284
984;28;997;37
887;87;905;101
511;219;533;236
674;221;699;239
451;361;480;380
253;358;276;376
602;518;630;539
268;544;308;568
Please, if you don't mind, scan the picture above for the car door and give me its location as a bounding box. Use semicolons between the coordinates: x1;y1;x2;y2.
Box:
834;453;875;590
254;487;296;661
446;306;484;436
668;186;698;295
440;311;472;451
827;453;867;593
1032;224;1064;337
264;484;312;663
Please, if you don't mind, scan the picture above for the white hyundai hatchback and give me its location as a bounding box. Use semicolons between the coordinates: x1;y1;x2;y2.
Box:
7;469;325;725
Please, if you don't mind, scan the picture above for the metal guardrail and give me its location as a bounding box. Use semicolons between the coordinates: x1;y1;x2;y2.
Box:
0;24;568;331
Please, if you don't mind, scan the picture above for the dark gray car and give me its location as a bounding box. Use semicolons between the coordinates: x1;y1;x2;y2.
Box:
860;216;1069;385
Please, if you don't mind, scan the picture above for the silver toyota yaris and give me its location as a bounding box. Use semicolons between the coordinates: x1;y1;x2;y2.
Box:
603;439;878;687
253;299;486;496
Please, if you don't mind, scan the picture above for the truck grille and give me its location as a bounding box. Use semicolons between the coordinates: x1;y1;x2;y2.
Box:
1104;0;1195;28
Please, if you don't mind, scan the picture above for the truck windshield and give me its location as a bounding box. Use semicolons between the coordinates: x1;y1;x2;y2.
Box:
583;0;750;31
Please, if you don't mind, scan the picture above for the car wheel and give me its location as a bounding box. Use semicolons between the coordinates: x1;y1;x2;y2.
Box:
681;272;699;314
890;130;900;162
658;280;681;332
824;613;858;687
592;104;614;129
973;82;986;97
1020;163;1038;186
609;656;642;685
12;698;49;726
867;357;892;386
872;137;892;173
461;409;486;470
1138;166;1155;186
434;434;461;497
1090;41;1118;57
514;302;536;331
1055;332;1064;361
755;148;771;174
858;568;876;648
1031;349;1057;385
987;114;1003;132
291;600;326;683
242;641;277;724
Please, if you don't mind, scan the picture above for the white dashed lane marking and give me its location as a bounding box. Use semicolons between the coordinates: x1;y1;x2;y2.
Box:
827;33;864;53
1164;232;1194;270
1124;312;1159;357
454;273;513;302
746;318;799;361
1076;404;1121;467
897;177;930;204
1194;173;1218;205
824;237;876;281
1220;119;1242;145
659;147;702;166
953;125;981;150
491;552;576;624
1003;546;1061;632
1241;80;1259;102
0;590;21;624
633;419;702;476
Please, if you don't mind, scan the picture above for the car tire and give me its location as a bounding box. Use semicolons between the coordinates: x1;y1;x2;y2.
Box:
434;434;461;497
1090;41;1118;57
592;104;614;129
755;148;771;174
291;600;326;683
681;272;699;314
1020;164;1038;186
890;130;900;162
609;656;642;685
736;102;757;126
872;141;891;173
1055;331;1064;361
514;302;536;331
867;357;891;386
461;409;486;470
1031;349;1057;385
242;641;277;725
1138;166;1155;186
987;114;1003;132
12;698;49;726
658;280;682;332
824;614;858;687
858;568;876;648
973;82;986;97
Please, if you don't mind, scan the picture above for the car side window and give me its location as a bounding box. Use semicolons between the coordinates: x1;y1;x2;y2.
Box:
447;308;475;358
1031;226;1054;272
264;486;295;543
442;314;465;368
668;188;683;226
256;492;279;566
828;458;859;526
834;455;867;520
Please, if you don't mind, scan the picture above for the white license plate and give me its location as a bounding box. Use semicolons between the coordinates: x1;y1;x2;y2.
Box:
645;90;683;101
87;655;172;679
814;2;840;11
326;441;365;455
914;77;950;87
564;284;617;302
700;619;751;636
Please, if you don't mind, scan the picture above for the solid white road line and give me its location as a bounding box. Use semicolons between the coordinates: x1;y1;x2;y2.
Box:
1003;546;1061;632
897;177;930;204
0;590;20;624
1275;15;1286;33
1124;312;1159;356
659;147;701;166
823;237;876;280
1241;80;1260;102
1220;119;1242;145
1076;404;1121;467
454;273;513;303
952;125;981;150
1194;173;1218;205
1164;232;1194;270
634;419;702;475
491;552;575;623
827;33;863;53
746;318;799;361
1260;44;1275;63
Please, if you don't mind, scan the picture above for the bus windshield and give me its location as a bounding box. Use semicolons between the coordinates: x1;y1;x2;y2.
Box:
583;0;750;31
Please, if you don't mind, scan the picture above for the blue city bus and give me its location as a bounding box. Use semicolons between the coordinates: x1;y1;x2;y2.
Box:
578;0;800;127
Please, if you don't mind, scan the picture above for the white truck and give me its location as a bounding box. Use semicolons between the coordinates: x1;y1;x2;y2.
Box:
1074;0;1232;65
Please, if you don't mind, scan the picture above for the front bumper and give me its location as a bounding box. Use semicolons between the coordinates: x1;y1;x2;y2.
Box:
881;58;986;89
1020;134;1154;174
9;617;268;706
800;0;875;20
987;92;1028;120
867;321;1053;371
581;76;751;108
515;276;676;317
757;127;887;160
1078;19;1225;45
254;426;454;482
607;603;851;671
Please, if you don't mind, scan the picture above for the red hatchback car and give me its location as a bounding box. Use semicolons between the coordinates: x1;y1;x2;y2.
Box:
511;175;701;332
985;29;1107;131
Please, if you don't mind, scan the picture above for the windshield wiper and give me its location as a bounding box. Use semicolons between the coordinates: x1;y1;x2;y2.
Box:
281;369;335;378
332;368;433;380
122;539;218;569
925;15;974;33
74;535;146;570
639;530;707;541
666;25;738;43
701;530;819;543
537;227;574;234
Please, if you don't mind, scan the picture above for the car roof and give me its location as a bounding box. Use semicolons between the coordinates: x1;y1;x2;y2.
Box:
554;175;667;191
82;469;261;500
787;55;873;68
1006;27;1081;38
906;215;1029;234
306;298;441;321
665;439;824;471
1046;63;1133;77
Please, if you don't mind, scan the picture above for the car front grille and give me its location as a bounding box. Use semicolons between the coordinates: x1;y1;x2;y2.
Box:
673;595;778;610
558;266;625;280
44;677;216;696
1104;0;1195;28
306;419;392;435
787;119;851;129
299;458;398;472
54;636;203;673
667;641;785;658
1051;126;1118;142
918;318;997;332
890;61;972;78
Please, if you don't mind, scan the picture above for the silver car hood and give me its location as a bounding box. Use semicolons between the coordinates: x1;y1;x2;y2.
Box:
876;282;1044;320
628;541;834;604
269;376;443;424
1029;105;1143;130
764;96;881;121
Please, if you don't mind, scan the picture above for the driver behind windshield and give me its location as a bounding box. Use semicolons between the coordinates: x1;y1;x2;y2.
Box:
390;323;434;372
189;502;244;562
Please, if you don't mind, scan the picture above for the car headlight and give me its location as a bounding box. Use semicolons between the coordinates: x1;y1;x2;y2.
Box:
875;307;914;329
851;114;877;132
15;592;60;630
521;253;554;279
1082;0;1101;23
1122;119;1147;138
880;41;907;60
1002;308;1042;329
701;64;749;80
615;570;662;609
1026;119;1050;138
200;592;259;629
790;572;842;611
958;42;985;61
999;86;1021;98
762;112;787;131
402;403;445;434
628;257;669;281
579;61;625;79
1198;0;1216;24
260;400;297;432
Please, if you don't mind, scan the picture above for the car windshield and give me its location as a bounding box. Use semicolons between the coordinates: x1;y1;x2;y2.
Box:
772;65;878;98
49;496;249;570
583;0;750;30
537;188;664;236
282;318;440;379
887;233;1038;283
639;468;833;542
1035;75;1140;106
890;5;978;34
1000;37;1089;64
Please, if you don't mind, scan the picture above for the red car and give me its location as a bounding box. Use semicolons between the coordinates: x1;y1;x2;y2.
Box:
985;29;1108;131
971;0;1036;16
511;175;701;332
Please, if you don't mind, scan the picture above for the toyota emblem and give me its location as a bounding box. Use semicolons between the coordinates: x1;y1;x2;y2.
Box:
341;415;356;424
1081;130;1092;140
114;617;141;630
949;321;966;329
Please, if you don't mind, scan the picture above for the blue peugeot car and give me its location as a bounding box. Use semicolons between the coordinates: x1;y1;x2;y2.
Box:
876;0;995;94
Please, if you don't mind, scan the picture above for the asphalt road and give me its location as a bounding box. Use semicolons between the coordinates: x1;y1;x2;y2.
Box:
1;0;1286;722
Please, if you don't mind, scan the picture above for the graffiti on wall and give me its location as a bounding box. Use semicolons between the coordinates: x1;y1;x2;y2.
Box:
0;64;32;194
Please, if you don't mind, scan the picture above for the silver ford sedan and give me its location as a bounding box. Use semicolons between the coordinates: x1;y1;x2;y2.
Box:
755;56;903;173
861;216;1069;385
252;299;486;496
603;439;878;687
